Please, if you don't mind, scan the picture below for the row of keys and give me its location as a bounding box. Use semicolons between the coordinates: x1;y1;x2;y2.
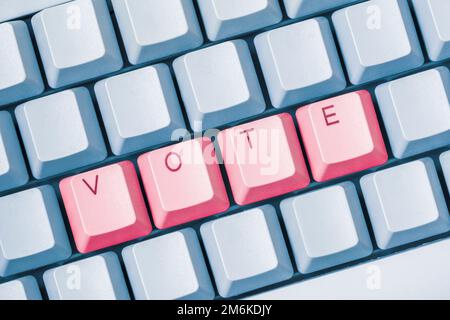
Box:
2;153;450;298
1;64;449;194
2;0;450;106
0;1;358;23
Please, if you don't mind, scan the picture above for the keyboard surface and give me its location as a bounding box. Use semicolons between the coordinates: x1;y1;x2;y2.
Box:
0;0;450;300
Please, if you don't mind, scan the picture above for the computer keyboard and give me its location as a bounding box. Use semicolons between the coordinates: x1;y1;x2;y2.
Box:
0;0;449;300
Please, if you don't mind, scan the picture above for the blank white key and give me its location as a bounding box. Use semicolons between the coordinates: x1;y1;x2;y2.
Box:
95;64;186;155
174;40;266;132
0;186;72;277
44;252;130;300
0;276;42;300
413;0;450;61
112;0;203;65
332;0;424;84
254;18;346;108
0;0;70;22
201;205;293;298
32;0;123;88
375;67;450;159
0;112;28;191
281;182;372;274
0;21;44;106
361;159;450;250
247;238;450;299
16;87;107;179
122;229;215;300
283;0;359;19
197;0;282;41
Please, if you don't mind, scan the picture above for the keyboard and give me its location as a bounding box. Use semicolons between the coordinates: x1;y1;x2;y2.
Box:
0;0;449;300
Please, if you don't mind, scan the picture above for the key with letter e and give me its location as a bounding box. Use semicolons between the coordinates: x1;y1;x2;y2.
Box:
296;90;388;182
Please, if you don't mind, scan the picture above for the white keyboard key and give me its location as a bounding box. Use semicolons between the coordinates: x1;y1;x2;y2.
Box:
32;0;123;88
112;0;203;65
0;0;70;22
174;40;265;132
413;0;450;61
361;159;450;250
375;67;450;159
16;87;107;179
0;21;44;106
281;182;372;274
197;0;282;41
283;0;359;19
95;64;186;155
44;252;130;300
201;205;293;298
255;18;346;108
0;112;28;191
123;229;215;300
332;0;423;85
0;276;42;300
0;186;71;277
246;238;450;299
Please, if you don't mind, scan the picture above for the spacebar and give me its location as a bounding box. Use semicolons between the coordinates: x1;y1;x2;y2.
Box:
246;238;450;300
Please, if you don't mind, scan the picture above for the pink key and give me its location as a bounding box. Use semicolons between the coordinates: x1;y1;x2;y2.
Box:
217;113;310;205
296;90;388;182
138;137;229;229
60;161;152;253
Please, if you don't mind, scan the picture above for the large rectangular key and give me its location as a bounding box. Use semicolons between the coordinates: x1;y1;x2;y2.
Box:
0;1;70;22
332;0;423;84
246;238;450;299
413;0;450;61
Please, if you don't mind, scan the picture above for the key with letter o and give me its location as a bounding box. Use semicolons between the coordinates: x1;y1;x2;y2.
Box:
296;90;388;182
138;137;229;229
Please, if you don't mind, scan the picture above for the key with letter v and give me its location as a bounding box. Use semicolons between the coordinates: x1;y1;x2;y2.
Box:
60;161;152;253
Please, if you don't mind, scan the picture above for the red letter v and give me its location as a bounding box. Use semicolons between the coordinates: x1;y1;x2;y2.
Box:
82;175;99;195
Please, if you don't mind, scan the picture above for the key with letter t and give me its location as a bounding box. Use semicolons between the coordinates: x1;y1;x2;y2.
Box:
218;113;310;205
296;90;388;182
